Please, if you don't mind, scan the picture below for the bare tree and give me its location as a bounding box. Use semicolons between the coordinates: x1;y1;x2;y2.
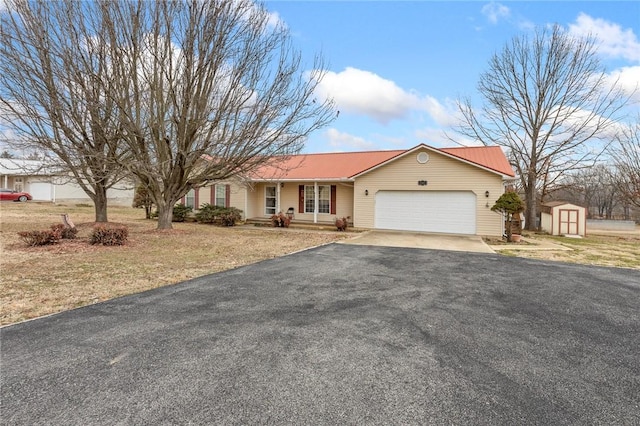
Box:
452;25;631;230
0;0;131;222
100;0;335;229
610;119;640;208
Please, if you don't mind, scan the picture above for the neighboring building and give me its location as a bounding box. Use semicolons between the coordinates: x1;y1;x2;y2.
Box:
186;144;515;237
540;201;587;236
0;158;134;205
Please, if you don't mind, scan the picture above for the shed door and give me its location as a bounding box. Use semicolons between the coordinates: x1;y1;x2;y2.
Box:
375;191;476;234
559;209;579;235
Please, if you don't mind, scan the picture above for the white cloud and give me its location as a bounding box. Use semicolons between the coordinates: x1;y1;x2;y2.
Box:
266;10;284;29
568;13;640;62
324;128;377;151
606;65;640;101
481;2;510;25
314;67;458;126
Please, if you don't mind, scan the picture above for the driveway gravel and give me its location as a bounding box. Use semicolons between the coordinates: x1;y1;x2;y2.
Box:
1;244;639;425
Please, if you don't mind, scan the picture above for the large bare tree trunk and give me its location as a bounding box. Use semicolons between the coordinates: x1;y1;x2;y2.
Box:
93;184;109;223
156;201;175;230
525;169;538;230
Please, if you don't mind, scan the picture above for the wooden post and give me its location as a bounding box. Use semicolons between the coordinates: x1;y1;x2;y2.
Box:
61;214;75;229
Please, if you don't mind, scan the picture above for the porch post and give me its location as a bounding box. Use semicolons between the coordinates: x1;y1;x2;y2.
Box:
313;181;318;223
276;182;281;214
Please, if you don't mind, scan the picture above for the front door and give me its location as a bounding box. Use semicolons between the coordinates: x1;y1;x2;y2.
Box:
559;209;579;235
265;185;276;215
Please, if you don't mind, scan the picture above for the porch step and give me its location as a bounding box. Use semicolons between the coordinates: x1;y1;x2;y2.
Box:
244;218;341;231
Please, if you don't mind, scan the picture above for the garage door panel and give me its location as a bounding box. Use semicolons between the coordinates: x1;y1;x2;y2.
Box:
375;191;476;234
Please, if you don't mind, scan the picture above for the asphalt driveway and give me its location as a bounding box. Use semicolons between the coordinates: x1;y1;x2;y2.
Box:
2;244;639;425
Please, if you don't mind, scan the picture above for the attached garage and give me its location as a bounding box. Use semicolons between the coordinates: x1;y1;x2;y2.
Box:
375;191;477;234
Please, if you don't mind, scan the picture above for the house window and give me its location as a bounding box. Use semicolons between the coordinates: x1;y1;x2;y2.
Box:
185;189;196;209
265;185;276;215
305;185;330;214
215;185;226;207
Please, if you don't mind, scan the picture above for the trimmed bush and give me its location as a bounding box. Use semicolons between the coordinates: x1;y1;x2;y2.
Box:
90;225;129;246
18;229;61;246
50;223;78;239
195;204;242;226
132;184;154;219
194;203;220;223
171;204;192;222
218;207;242;227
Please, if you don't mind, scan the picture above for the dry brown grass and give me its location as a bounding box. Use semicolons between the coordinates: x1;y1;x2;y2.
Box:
497;231;640;270
485;230;640;269
0;202;350;325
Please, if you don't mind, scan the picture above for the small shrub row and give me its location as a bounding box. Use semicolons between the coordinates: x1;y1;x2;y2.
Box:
90;225;129;246
18;229;61;246
17;223;78;246
50;223;78;240
195;204;242;226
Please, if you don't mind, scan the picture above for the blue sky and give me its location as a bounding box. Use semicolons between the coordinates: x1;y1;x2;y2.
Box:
265;1;640;153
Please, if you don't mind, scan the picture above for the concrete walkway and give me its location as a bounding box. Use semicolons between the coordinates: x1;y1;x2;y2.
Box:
340;230;495;253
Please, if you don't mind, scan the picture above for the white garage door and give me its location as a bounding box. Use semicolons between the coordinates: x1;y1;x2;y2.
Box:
375;191;476;234
28;182;53;201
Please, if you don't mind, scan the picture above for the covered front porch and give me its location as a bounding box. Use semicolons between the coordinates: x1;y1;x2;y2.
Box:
244;180;354;224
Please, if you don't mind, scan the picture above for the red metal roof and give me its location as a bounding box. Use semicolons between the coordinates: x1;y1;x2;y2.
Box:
439;146;515;177
251;144;514;180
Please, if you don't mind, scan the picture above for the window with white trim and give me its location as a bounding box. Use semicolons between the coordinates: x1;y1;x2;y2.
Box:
305;185;330;214
215;185;226;207
185;189;195;209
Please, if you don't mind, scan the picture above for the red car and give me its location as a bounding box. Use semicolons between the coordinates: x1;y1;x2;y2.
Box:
0;188;32;202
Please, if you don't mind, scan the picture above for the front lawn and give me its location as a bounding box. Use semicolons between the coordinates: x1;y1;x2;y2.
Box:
0;202;350;325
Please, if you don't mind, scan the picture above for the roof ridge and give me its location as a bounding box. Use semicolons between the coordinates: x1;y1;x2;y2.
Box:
297;149;405;156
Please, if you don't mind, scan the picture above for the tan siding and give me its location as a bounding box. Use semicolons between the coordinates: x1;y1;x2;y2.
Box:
335;183;354;220
353;148;505;236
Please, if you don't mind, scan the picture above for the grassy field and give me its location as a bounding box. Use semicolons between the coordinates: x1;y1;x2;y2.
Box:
0;202;350;325
2;202;638;326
